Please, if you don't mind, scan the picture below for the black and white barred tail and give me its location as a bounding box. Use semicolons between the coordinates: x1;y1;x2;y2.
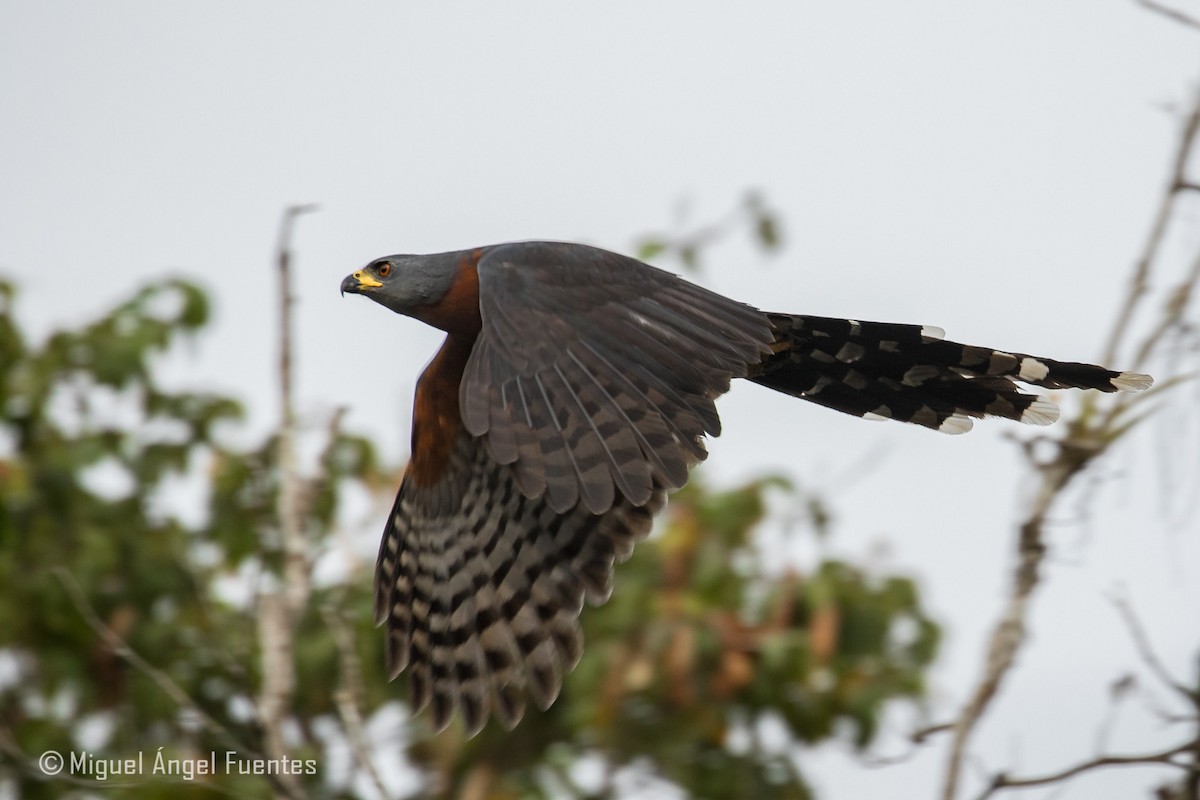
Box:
748;314;1153;433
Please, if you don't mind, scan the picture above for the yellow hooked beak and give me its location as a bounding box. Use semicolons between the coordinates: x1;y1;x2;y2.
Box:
340;270;383;295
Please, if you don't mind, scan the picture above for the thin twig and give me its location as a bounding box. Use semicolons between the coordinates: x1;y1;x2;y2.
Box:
1100;79;1200;369
1187;683;1200;799
54;568;247;756
913;722;954;744
942;40;1200;798
298;406;347;524
940;446;1096;800
321;601;389;800
1112;593;1198;702
1130;248;1200;376
973;738;1200;800
1135;0;1200;31
277;202;320;619
0;721;146;790
258;203;319;800
52;568;302;800
635;192;780;271
458;761;499;800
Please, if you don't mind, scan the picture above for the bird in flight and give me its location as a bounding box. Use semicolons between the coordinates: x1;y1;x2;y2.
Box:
341;240;1151;735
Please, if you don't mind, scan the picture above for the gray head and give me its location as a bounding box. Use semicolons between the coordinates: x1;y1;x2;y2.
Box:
340;252;465;316
341;250;483;334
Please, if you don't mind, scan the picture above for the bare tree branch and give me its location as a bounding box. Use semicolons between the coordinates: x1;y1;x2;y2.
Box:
276;202;320;619
913;722;954;744
633;191;781;271
942;35;1200;800
55;567;245;757
321;602;389;800
257;203;319;800
53;567;302;800
0;724;147;791
1135;0;1200;32
1127;248;1200;382
940;443;1097;800
1100;79;1200;369
973;739;1200;800
1113;593;1198;703
970;596;1200;800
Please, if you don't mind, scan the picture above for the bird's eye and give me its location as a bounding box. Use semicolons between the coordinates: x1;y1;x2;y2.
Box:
378;263;392;277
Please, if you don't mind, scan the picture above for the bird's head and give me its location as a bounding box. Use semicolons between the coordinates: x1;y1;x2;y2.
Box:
340;253;458;313
341;250;482;334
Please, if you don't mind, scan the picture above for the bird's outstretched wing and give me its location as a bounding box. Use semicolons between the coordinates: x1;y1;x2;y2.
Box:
460;241;774;515
374;429;665;735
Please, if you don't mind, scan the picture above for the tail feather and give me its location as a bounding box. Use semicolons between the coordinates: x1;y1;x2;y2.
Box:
749;313;1152;433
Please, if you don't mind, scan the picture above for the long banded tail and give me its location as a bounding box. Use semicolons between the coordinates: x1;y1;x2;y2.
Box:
748;314;1152;434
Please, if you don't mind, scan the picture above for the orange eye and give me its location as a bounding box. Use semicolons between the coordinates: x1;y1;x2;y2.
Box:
378;263;392;277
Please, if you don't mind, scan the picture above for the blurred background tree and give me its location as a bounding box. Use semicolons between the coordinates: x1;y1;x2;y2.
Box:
0;206;946;800
4;135;1198;794
7;2;1200;794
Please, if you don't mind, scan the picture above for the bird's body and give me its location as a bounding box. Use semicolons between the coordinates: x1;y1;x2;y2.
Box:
341;240;1151;735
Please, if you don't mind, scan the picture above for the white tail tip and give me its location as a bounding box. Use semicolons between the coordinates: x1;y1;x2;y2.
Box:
1111;372;1153;392
939;414;974;434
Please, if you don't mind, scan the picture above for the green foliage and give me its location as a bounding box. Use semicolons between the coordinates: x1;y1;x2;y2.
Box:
635;191;784;273
423;475;939;799
0;276;939;800
0;279;385;799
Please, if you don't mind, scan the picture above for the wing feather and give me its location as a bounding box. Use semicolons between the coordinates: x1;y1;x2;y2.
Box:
562;347;655;506
530;371;582;513
376;431;665;732
464;241;774;513
572;339;695;487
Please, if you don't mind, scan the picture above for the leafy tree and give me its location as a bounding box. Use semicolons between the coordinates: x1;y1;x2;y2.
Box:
414;474;939;799
0;276;378;799
0;254;940;798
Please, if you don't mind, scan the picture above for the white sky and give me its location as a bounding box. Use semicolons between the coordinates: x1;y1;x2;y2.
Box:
3;2;1199;798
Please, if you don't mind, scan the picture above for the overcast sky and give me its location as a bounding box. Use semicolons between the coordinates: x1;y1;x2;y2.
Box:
3;2;1199;798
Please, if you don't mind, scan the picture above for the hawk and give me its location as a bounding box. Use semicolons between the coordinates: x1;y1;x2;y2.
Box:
340;240;1151;735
